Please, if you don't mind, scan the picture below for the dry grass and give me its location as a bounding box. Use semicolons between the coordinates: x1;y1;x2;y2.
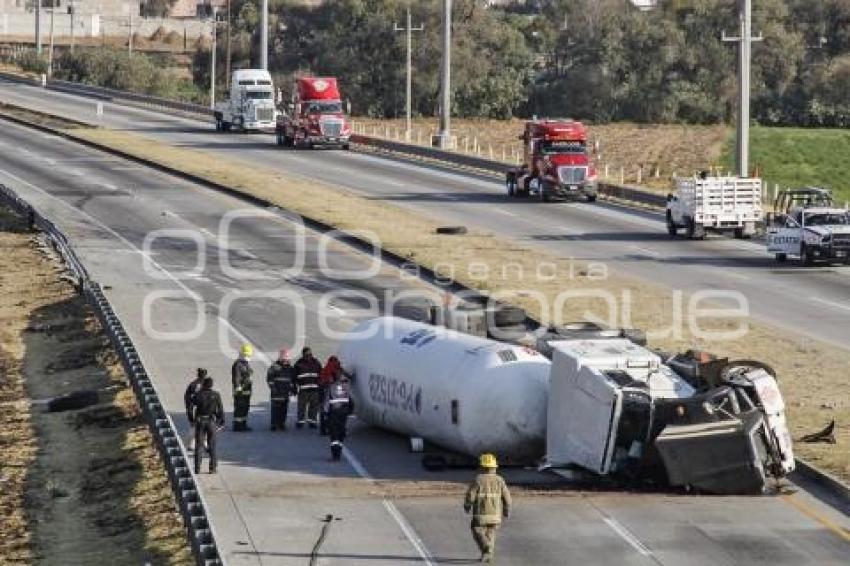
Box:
353;117;730;189
63;126;850;482
0;205;191;564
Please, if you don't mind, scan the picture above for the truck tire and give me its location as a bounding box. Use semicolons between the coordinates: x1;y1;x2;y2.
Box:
733;227;745;239
276;131;284;146
586;194;597;203
506;175;516;197
775;253;787;263
222;122;232;132
801;243;815;266
215;118;223;132
342;143;351;150
666;213;678;237
686;217;705;240
540;182;551;203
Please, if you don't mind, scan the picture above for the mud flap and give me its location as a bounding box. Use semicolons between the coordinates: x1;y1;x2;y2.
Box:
654;410;769;495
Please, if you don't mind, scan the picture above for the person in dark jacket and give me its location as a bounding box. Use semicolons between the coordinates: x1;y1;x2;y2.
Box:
193;376;225;474
324;370;354;461
318;356;342;436
294;347;322;429
232;344;254;432
266;348;296;430
185;368;207;451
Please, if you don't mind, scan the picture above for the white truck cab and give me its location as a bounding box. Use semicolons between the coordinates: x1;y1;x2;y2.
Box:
767;206;850;264
666;175;762;239
213;69;278;132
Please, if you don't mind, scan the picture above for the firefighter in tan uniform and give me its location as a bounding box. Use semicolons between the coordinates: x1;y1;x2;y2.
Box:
463;453;512;563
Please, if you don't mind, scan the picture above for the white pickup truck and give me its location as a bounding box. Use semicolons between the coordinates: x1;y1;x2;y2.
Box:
213;69;278;132
767;206;850;264
666;176;762;239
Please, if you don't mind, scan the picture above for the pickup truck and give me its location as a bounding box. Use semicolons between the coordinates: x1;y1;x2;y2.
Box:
767;205;850;264
666;175;762;239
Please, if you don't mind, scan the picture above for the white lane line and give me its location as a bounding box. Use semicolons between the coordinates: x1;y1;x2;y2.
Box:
1;168;438;565
810;297;850;313
493;209;516;217
722;271;751;281
602;517;653;557
344;448;437;566
629;245;661;257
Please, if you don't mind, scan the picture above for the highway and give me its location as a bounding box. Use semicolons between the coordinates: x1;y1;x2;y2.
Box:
2;78;850;351
1;90;850;565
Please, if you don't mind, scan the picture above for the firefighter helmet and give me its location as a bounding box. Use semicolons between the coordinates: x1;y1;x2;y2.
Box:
479;453;498;469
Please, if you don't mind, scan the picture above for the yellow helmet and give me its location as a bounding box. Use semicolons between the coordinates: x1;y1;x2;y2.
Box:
240;344;254;358
479;453;498;469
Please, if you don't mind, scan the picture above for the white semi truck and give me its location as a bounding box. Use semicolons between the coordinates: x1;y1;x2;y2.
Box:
666;175;763;239
213;69;278;132
338;316;794;495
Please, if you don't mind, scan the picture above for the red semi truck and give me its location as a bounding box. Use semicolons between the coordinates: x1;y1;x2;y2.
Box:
276;77;352;149
506;120;598;202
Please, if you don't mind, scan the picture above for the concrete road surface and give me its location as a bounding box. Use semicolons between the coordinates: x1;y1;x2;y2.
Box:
2;79;850;351
1;112;849;565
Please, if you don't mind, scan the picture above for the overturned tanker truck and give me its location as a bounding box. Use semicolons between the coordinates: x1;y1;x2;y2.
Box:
337;316;795;495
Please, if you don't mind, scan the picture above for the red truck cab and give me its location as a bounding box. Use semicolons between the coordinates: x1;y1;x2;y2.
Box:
506;120;598;202
276;77;352;149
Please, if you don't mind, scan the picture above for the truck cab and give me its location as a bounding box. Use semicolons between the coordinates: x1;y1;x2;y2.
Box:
213;69;278;132
276;77;351;149
506;120;598;203
767;205;850;264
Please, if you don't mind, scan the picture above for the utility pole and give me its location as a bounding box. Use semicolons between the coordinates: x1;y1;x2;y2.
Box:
35;0;42;55
260;0;268;70
723;0;762;177
47;7;54;77
69;2;75;53
210;8;218;109
395;8;423;142
128;12;133;56
226;0;231;86
433;0;452;149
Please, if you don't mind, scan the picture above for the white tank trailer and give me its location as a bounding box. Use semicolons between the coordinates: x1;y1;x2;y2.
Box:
338;317;795;494
337;316;551;461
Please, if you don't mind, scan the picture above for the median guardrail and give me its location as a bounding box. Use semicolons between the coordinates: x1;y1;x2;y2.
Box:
0;182;224;566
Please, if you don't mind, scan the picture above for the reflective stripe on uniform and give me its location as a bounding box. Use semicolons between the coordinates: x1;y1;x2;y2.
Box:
270;397;289;401
299;384;318;389
328;398;349;404
330;441;342;447
233;417;247;423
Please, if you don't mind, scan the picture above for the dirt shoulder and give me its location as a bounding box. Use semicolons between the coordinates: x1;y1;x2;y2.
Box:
0;205;191;564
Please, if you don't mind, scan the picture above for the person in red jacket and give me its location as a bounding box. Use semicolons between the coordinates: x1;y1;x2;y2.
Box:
318;356;342;435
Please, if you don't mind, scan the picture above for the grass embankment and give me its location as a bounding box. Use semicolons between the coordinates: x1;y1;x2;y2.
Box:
0;206;191;563
724;126;850;205
60;125;850;482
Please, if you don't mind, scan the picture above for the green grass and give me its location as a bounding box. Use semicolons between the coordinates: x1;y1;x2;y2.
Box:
725;126;850;205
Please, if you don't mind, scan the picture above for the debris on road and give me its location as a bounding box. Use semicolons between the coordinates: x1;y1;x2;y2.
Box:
800;421;837;444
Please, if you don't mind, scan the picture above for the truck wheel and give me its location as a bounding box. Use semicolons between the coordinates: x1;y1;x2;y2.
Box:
539;182;550;203
222;122;231;132
801;244;815;266
666;213;678;237
586;194;597;203
276;131;284;146
686;218;705;240
506;177;516;197
775;253;787;263
733;228;745;239
215;119;222;132
342;143;351;150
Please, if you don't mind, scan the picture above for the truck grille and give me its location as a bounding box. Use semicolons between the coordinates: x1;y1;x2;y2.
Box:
833;233;850;249
256;108;274;122
321;120;343;138
557;166;587;184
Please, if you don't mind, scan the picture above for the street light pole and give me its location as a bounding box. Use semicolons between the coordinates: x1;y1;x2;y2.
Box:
210;8;217;109
226;0;231;84
434;0;452;149
723;0;762;177
395;8;423;142
47;7;54;77
35;0;42;55
260;0;268;70
70;3;75;53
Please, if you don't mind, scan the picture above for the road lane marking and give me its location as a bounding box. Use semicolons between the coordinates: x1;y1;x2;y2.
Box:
602;517;654;557
344;448;437;566
810;297;850;313
782;494;850;542
722;270;751;281
493;209;516;217
629;245;661;258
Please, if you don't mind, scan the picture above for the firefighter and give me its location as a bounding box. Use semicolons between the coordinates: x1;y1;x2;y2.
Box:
318;355;342;436
324;369;354;461
463;453;512;563
294;347;322;429
232;343;254;432
184;368;207;451
266;348;296;431
193;376;224;474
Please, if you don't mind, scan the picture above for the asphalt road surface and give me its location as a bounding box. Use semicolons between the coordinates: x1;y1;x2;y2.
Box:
1;104;850;565
2;79;850;352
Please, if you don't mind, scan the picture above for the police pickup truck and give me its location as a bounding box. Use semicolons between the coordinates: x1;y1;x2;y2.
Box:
767;206;850;264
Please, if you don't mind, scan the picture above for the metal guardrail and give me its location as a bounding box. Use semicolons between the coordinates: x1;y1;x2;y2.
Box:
349;134;669;208
49;79;214;116
0;182;223;566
